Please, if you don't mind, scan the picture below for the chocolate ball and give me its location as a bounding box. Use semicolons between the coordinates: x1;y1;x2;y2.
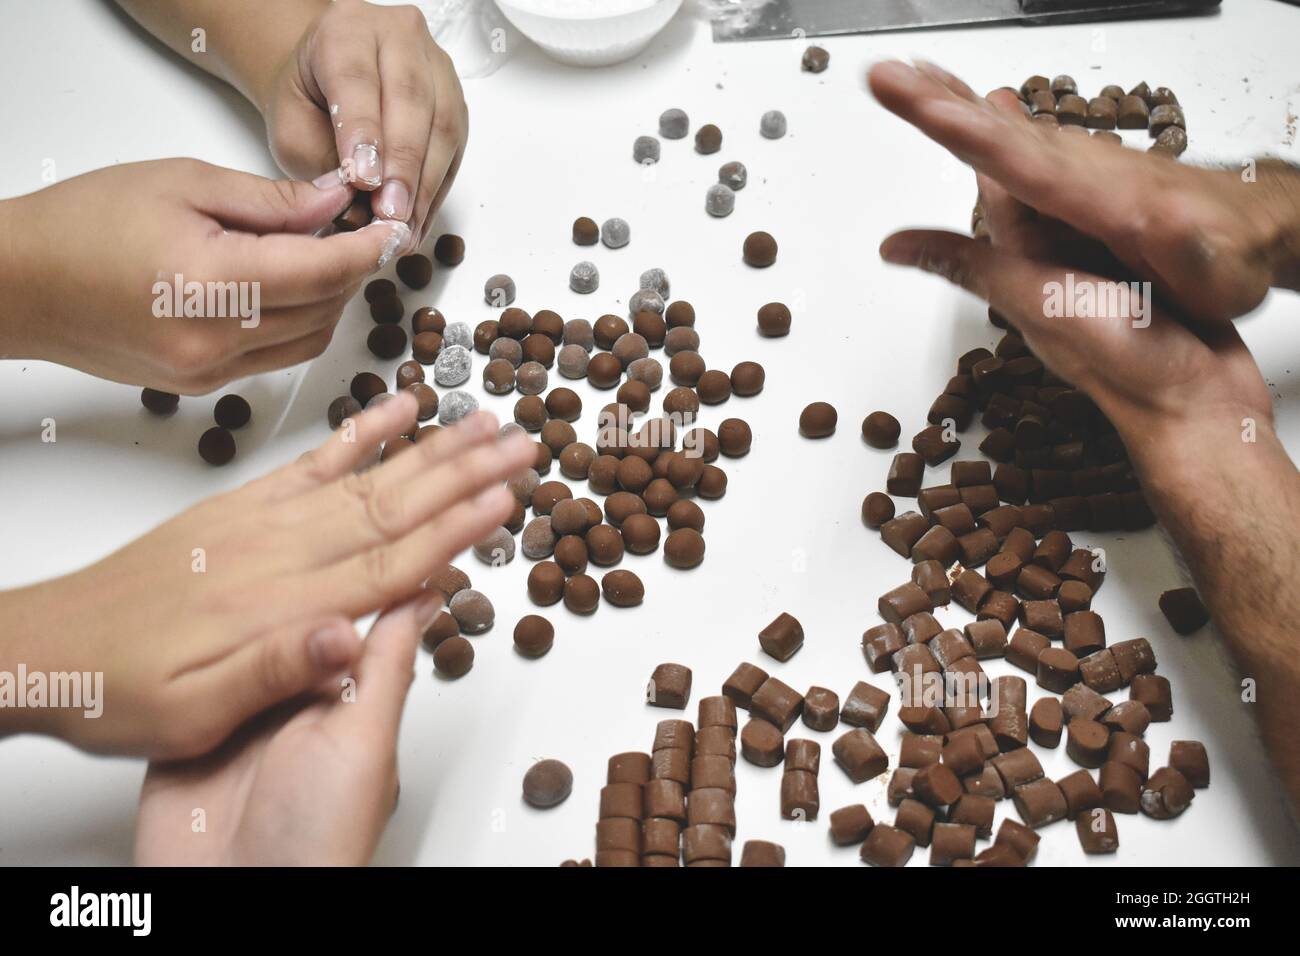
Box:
696;370;732;405
719;160;747;190
632;310;666;347
473;320;500;354
557;344;590;379
622;514;661;555
601;218;630;249
531;480;572;515
530;310;564;343
730;361;764;396
695;123;722;154
564;574;600;614
593;314;630;350
626;357;662;391
449;588;494;634
396;360;425;390
350;372;387;405
664;528;705;569
412;306;445;336
683;427;719;462
430;565;471;598
522;333;556;368
540;419;576;455
483;358;516;395
587;352;622;389
507;468;541;504
528;562;565;606
659;108;689;138
666;454;704;490
663;326;700;356
327;395;362;429
665;300;695;328
602;569;644;607
485;273;516;307
405;383;437;421
558;442;595;481
365;278;396;303
433;233;465;266
495;307;528;340
862;410;900;448
799;402;837;438
642;478;677;516
548;498;586;537
421;611;459;651
554;535;589;575
612;332;649;369
616;456;653;494
663;386;700;417
198;427;235;466
756;301;791;337
667;499;705;532
141;388;179;415
516;361;548;396
588;455;621;495
545;387;582;422
802;45;829;72
669;351;705;387
759;110;787;139
613;380;648;413
563;318;595;351
213;394;251;429
521;516;556;559
605;490;648;527
586;525;625;566
396;253;433;290
743;231;778;268
534;441;553;474
370;295;403;324
717;418;752;457
697;464;727;499
473;526;515;566
522;758;571;807
504;499;527;534
573;216;599;245
433;635;474;678
862;492;894;528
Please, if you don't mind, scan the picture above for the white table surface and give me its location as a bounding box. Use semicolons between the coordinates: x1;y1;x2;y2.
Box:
2;0;1298;866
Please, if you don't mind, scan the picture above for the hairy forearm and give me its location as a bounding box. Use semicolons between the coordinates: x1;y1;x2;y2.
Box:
1131;414;1300;809
114;0;326;109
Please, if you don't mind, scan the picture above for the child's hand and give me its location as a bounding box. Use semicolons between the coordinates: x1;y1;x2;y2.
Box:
1;394;533;760
0;158;409;393
135;598;425;866
259;0;468;243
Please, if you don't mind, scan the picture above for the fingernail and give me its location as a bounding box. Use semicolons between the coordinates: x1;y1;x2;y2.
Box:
369;219;413;269
414;590;443;631
352;143;382;186
313;167;347;189
377;181;411;222
308;624;359;669
880;234;922;266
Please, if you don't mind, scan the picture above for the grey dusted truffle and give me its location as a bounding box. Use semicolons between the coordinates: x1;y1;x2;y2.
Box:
489;336;523;367
633;135;661;164
449;588;494;634
521;516;557;560
443;321;473;350
719;161;747;190
627;356;663;391
601;217;630;249
484;273;516;307
569;260;600;294
434;344;472;387
516;360;548;396
472;526;516;566
760;110;787;139
659;108;689;139
563;318;595;352
612;332;649;368
557;343;590;379
664;326;700;356
705;183;736;218
500;422;528;443
639;268;670;299
628;288;665;317
438;389;479;424
506;466;540;503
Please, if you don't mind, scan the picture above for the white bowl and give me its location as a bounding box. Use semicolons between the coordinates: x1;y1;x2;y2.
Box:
495;0;683;67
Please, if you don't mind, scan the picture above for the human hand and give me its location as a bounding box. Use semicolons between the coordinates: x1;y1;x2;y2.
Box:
134;598;426;866
258;0;468;243
0;158;410;393
868;60;1300;323
2;393;533;760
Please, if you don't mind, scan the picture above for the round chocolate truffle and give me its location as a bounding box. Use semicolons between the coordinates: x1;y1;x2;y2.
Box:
559;442;596;480
521;516;556;559
473;526;516;566
438;390;478;425
531;480;573;515
633;135;660;165
862;411;901;448
642;478;678;516
522;334;555;368
563;318;595;352
743;231;778;268
528;561;565;606
433;635;474;678
396;253;433;290
626;357;663;391
587;353;622;390
695;123;722;154
564;574;600;614
572;217;599;245
593;315;630;350
667;498;705;532
141;388;179;415
612;332;649;369
659;108;689;139
430;565;471;598
412;331;443;365
365;278;396;304
412;306;445;336
663;326;700;357
396;359;425;389
665;300;695;328
862;491;895;528
213;394;251;429
449;588;494;633
621;513;661;555
669;351;705;387
483;358;516;395
198;427;236;466
717;418;752;457
473;320;499;354
799;402;837;438
601;569;644;607
522;758;572;808
514;616;555;659
719;160;747;190
682;427;719;462
540;419;577;456
545;388;582;422
484;273;516;307
759;110;787;139
696;370;732;405
639;268;670;299
499;307;532;340
554;535;588;575
516;361;548;396
697;464;728;499
730;361;765;397
631;310;666;348
507;468;541;504
616;379;651;413
557;344;590;379
569;260;599;294
755;302;791;337
514;395;548;431
586;524;625;566
327;395;362;429
369;295;403;324
705;183;735;217
433;233;465;267
434;344;472;387
664;528;705;569
601;218;630;249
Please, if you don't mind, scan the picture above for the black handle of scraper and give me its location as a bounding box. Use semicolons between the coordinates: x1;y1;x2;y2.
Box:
1019;0;1222;24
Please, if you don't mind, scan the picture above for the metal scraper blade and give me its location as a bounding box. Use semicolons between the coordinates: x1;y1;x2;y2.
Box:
710;0;1219;41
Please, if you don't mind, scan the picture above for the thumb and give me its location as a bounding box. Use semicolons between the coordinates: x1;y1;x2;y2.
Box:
192;161;356;236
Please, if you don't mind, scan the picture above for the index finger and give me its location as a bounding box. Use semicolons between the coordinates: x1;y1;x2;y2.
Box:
213;218;411;308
